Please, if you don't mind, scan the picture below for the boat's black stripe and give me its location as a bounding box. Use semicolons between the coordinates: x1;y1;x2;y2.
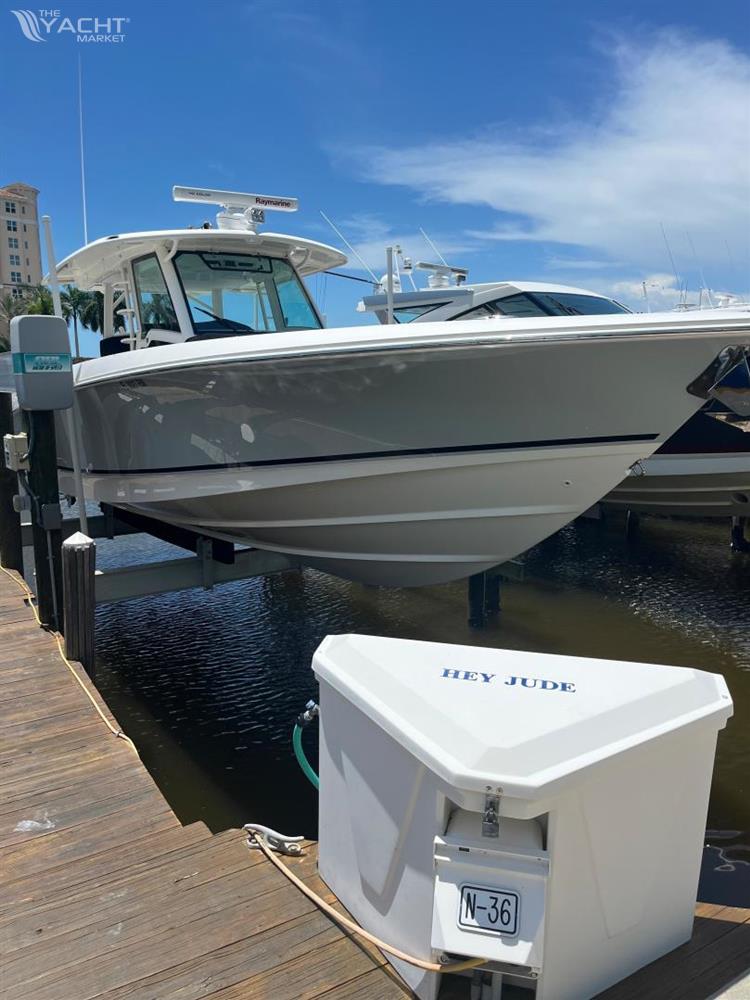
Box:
59;433;658;477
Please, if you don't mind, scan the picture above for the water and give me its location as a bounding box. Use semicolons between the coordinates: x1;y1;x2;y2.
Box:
92;514;750;908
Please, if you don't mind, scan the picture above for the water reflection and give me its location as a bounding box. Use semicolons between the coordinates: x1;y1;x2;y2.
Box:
93;514;750;907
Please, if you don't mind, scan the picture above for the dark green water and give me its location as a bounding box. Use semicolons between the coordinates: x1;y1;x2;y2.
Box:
92;515;750;908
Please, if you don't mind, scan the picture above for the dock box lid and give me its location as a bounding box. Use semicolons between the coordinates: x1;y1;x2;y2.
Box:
313;634;732;799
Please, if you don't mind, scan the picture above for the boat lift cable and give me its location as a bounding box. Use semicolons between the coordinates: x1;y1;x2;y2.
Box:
243;826;487;974
0;560;139;756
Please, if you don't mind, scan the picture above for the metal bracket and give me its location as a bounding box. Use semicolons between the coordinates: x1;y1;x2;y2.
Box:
12;493;30;513
40;503;62;531
3;432;30;472
482;789;501;838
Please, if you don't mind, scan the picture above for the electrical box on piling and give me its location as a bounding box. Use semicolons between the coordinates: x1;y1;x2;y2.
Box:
10;315;73;411
314;635;732;1000
7;314;74;630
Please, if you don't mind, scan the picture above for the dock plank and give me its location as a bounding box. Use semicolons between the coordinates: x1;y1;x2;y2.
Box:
0;566;748;1000
0;569;391;1000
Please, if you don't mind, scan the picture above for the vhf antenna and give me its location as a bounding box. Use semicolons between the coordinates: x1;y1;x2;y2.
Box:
319;211;380;285
419;227;448;265
78;54;89;244
686;231;714;308
659;222;681;300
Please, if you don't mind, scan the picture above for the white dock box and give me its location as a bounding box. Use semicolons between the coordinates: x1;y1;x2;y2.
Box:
314;635;732;1000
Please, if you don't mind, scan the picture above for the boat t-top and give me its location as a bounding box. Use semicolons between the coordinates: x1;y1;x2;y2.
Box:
52;186;750;586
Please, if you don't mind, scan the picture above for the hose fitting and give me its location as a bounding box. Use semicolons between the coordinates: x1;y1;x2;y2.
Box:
296;699;319;727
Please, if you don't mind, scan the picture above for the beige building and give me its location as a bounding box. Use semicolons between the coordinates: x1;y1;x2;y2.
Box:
0;182;43;299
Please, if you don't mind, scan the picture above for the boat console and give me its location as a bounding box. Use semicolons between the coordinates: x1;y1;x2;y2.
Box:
50;186;346;356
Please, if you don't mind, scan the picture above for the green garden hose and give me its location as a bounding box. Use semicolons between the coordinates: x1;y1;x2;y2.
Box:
293;701;320;790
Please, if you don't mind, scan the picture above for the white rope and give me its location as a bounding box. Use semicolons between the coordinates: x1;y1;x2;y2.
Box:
244;827;487;975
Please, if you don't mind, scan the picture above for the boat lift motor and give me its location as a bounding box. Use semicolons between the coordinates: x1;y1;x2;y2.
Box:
314;634;732;1000
10;315;73;412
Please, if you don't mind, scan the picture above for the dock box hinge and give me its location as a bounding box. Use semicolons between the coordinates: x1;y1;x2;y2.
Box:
482;790;501;838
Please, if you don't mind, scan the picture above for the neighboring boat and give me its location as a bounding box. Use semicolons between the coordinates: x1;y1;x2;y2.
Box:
602;407;750;520
361;266;750;525
51;189;750;586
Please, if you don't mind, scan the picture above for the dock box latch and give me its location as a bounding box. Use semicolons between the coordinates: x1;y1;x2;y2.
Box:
431;810;548;974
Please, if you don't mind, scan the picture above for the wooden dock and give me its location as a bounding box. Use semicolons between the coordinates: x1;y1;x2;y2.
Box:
0;566;748;1000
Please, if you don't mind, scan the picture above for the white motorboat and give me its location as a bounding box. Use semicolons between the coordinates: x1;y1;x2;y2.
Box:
52;188;750;586
602;416;750;519
361;265;750;525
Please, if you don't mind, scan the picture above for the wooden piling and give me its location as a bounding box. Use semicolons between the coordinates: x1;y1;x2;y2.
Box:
25;409;64;629
62;531;96;675
0;393;22;572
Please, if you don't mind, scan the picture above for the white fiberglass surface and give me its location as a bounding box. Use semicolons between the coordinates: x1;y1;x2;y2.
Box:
71;307;750;388
313;634;731;796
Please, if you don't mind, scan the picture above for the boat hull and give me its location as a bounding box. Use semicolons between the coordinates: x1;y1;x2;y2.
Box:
74;442;649;585
602;405;750;518
57;317;750;585
602;453;750;518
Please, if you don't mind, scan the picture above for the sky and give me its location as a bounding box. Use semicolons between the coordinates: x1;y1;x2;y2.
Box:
2;0;749;354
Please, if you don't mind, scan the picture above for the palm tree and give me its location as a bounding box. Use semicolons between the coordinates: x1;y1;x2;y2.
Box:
25;285;54;316
0;285;51;349
81;290;129;343
142;294;176;329
80;290;120;335
60;285;90;357
0;293;26;350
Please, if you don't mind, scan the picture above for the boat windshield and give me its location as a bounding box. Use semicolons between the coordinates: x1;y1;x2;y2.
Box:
174;251;321;336
456;291;630;320
393;303;446;323
531;292;630;315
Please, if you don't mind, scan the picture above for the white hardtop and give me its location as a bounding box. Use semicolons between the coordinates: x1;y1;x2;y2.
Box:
360;279;621;321
463;280;614;297
313;634;732;800
54;228;347;291
365;279;608;305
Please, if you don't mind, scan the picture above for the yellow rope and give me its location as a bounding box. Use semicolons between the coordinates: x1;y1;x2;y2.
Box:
247;830;487;974
0;561;139;756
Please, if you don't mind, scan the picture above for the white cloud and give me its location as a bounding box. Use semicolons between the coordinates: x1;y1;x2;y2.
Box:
347;33;750;282
544;255;624;271
610;273;683;311
608;273;748;312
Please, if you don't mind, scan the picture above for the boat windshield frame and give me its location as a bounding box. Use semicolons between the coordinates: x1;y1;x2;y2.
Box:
172;249;323;338
452;290;631;321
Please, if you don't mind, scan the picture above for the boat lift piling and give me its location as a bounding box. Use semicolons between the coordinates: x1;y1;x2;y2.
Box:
467;570;501;628
467;561;524;628
24;408;65;629
0;393;22;573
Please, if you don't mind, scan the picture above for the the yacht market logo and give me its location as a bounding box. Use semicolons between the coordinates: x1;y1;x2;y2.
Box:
11;9;128;42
